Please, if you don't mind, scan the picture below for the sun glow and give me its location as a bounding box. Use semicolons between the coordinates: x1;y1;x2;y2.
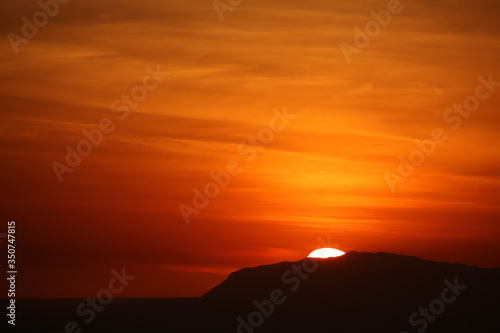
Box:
307;248;345;258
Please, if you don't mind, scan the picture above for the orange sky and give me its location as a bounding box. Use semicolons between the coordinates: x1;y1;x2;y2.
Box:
1;0;500;297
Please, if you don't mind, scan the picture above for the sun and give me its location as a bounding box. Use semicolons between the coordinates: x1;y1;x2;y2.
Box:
307;248;345;258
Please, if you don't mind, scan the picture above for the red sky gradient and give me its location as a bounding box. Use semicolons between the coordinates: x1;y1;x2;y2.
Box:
1;0;500;297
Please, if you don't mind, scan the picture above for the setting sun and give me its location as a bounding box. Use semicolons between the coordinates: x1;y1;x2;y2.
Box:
308;248;346;259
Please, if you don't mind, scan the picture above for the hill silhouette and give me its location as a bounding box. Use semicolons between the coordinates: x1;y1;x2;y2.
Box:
201;251;500;332
9;251;500;332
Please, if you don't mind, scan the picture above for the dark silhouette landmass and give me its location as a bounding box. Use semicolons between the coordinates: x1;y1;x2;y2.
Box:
8;251;500;332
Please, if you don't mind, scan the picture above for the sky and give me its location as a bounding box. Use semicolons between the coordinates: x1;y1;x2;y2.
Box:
1;0;500;297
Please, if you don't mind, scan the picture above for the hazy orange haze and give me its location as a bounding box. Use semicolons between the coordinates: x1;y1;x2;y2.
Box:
1;0;500;297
